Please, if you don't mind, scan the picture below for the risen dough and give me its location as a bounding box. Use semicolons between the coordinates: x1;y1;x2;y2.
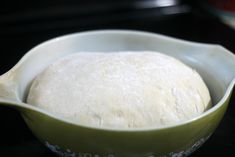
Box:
27;51;211;129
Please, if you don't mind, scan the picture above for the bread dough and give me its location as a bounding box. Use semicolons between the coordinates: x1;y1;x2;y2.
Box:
27;51;211;129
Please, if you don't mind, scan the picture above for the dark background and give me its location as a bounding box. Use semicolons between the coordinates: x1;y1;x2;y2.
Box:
0;0;235;156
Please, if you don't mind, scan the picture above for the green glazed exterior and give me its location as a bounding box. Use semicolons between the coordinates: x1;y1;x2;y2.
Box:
0;30;235;157
20;94;231;157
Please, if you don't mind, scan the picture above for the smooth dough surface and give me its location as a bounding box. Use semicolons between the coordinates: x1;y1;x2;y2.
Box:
27;51;211;129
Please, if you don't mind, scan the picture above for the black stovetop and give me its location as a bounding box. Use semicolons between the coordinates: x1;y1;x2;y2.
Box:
0;1;235;157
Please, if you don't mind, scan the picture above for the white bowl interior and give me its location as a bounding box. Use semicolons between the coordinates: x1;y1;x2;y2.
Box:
12;30;235;106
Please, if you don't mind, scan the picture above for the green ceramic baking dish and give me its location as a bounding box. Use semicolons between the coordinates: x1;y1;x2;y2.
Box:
0;30;234;157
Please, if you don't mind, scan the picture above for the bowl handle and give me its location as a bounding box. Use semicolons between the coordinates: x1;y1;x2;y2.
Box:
0;70;20;102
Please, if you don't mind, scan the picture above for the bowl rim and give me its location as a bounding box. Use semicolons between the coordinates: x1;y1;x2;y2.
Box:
1;29;235;132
